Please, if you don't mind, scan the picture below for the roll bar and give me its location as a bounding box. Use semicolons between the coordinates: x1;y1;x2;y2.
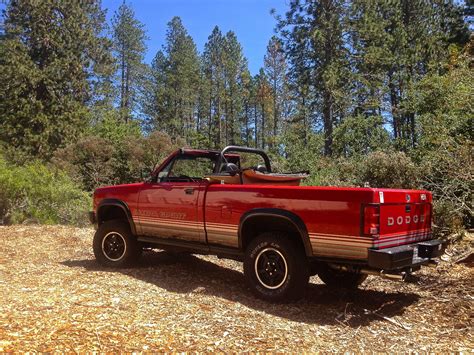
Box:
214;146;272;174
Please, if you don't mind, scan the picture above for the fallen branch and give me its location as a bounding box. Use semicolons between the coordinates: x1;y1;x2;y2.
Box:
363;309;412;330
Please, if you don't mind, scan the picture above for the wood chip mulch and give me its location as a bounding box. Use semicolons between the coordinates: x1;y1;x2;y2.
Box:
0;225;472;352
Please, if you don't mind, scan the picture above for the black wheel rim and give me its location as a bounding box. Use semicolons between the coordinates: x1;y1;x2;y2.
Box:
255;247;288;289
102;232;126;261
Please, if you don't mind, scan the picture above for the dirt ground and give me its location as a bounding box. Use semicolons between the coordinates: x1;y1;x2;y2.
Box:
0;225;472;352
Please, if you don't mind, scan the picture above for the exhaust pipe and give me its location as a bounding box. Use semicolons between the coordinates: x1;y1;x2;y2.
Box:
329;264;408;281
380;271;407;281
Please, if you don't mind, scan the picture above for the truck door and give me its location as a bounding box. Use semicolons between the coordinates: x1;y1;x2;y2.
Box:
137;153;211;243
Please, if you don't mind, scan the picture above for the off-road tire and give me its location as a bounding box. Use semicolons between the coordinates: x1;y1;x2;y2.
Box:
93;220;140;267
244;232;309;302
318;263;367;289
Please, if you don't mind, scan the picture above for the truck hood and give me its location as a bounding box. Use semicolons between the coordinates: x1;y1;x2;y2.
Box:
93;182;144;210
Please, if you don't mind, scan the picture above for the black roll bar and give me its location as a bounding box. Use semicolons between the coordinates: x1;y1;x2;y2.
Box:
214;145;272;174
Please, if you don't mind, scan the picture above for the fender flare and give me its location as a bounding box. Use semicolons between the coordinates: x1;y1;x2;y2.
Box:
97;199;137;235
238;208;313;256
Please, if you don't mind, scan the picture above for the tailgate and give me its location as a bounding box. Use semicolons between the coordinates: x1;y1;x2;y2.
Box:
375;190;432;249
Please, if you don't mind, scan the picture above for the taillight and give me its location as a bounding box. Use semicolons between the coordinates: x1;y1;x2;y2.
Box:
363;204;380;237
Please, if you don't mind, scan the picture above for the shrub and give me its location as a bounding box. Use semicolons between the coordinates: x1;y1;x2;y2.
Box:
419;142;472;234
302;150;418;189
356;151;419;189
304;156;359;187
0;154;90;226
53;136;116;191
53;130;184;191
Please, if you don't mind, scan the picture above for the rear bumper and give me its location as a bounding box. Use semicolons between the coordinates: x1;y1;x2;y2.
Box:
368;239;445;270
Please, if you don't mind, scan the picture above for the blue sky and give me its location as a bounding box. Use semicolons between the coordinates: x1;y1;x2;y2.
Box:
102;0;289;74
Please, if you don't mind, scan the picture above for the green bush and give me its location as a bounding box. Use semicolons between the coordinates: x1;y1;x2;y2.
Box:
357;151;419;189
0;154;90;225
302;150;419;189
418;142;472;234
53;130;184;191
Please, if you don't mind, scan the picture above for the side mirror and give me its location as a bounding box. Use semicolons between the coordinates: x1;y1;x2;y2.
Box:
140;167;154;182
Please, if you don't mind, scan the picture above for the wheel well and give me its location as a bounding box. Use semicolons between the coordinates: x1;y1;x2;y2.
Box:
98;205;128;225
240;215;309;255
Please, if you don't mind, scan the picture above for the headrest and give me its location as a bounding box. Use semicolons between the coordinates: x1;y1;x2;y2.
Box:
256;164;267;173
220;163;239;174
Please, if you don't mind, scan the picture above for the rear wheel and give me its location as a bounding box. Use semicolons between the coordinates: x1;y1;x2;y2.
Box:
318;263;367;289
244;232;309;302
93;220;140;267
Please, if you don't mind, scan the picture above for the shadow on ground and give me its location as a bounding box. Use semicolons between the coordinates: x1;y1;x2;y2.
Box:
62;250;420;327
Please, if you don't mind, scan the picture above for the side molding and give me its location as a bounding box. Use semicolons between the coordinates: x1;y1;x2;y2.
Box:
238;208;313;256
97;199;137;235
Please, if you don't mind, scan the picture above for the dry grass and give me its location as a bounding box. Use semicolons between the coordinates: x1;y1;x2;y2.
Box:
0;225;472;352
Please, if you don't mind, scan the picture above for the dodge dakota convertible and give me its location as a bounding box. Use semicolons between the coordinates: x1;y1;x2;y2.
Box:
90;145;445;301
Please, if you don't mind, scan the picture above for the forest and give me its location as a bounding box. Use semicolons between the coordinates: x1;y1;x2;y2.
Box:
0;0;472;234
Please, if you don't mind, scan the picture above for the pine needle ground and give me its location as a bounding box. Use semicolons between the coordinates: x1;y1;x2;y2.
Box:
0;226;472;352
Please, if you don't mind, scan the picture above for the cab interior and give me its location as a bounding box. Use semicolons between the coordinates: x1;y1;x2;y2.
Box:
159;146;308;186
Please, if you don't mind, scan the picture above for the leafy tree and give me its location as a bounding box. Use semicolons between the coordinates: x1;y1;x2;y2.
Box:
0;0;113;159
333;115;391;157
111;1;147;121
409;42;473;231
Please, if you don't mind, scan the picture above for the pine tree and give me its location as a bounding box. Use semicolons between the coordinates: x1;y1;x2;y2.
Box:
277;0;351;156
264;36;288;150
375;0;468;149
111;2;147;121
0;0;113;159
142;50;168;131
164;17;200;139
240;68;256;146
255;68;273;149
222;31;247;145
203;26;225;148
144;17;200;140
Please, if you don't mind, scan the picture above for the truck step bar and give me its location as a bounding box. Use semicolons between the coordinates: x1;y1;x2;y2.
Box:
137;235;244;261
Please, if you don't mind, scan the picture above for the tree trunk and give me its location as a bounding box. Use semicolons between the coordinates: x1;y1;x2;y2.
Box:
388;71;399;139
322;90;333;156
272;78;278;149
254;102;258;148
124;63;130;123
245;102;250;146
261;102;266;149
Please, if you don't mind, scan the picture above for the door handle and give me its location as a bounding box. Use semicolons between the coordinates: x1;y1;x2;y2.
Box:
184;188;194;195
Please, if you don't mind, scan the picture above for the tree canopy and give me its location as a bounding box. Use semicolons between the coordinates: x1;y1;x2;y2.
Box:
0;0;471;231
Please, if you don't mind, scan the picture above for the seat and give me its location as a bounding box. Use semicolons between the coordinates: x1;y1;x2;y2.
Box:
242;169;308;186
205;162;241;184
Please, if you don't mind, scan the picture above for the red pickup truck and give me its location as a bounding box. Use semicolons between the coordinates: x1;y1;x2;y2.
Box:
90;146;445;301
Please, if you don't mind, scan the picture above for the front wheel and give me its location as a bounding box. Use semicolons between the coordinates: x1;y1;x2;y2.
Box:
93;220;141;267
244;232;309;302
